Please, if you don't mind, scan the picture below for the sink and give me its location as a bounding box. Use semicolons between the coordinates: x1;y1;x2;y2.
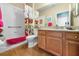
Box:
65;26;78;30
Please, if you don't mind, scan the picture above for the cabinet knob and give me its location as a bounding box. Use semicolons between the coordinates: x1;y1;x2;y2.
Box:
74;36;78;39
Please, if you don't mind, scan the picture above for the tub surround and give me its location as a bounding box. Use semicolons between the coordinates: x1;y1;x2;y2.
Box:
0;36;26;53
0;39;27;53
0;35;37;53
38;28;79;56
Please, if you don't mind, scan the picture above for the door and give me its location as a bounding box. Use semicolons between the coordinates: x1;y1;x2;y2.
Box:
46;37;62;56
65;40;79;56
38;35;46;49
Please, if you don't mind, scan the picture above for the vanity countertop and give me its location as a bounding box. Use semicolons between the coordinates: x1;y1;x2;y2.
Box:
38;27;79;32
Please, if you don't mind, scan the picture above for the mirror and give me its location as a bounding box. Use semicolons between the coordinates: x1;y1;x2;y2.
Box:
56;11;70;27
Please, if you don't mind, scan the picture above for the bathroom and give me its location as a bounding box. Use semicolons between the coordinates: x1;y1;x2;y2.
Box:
0;3;79;56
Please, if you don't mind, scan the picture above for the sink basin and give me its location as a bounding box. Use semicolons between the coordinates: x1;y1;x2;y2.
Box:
65;26;77;30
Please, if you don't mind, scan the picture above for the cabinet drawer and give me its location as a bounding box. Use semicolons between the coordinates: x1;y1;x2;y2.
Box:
38;30;45;35
46;31;62;38
65;32;79;41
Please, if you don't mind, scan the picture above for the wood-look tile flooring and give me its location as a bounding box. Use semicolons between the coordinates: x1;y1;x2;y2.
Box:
0;45;52;56
14;46;52;56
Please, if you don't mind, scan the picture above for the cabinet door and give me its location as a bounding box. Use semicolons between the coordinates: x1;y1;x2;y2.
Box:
46;37;62;56
65;40;79;56
38;35;46;49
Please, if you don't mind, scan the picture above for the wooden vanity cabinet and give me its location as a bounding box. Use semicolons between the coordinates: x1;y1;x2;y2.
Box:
38;30;79;56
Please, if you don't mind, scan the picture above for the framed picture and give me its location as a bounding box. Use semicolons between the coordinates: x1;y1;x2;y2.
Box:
45;16;53;27
38;16;46;27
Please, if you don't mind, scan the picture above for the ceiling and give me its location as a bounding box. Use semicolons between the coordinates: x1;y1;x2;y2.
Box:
26;3;56;11
26;3;33;7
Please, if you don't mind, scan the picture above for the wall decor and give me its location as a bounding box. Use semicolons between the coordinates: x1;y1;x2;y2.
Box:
45;16;53;27
37;16;46;27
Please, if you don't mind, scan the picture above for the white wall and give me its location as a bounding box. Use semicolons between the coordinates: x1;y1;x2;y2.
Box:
39;3;70;26
11;3;25;9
